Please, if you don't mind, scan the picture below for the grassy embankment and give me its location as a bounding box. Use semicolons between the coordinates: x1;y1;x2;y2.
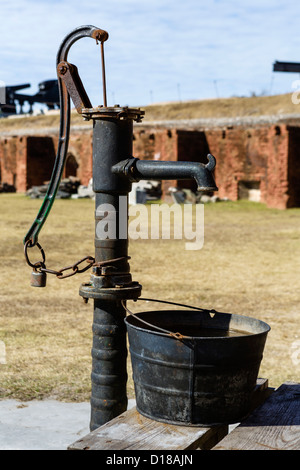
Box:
0;92;299;133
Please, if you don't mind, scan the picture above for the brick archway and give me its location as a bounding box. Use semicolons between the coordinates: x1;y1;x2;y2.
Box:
65;153;79;178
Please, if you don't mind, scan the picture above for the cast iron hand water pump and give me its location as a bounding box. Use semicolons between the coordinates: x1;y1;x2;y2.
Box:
24;25;218;430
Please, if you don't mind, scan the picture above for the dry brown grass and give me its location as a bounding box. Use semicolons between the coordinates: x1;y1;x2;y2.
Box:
0;93;299;133
143;93;300;121
0;194;299;402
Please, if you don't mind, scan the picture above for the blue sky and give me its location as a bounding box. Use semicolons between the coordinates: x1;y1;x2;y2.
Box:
1;0;300;109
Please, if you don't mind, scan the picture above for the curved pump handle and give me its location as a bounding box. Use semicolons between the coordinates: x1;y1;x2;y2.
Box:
24;25;108;247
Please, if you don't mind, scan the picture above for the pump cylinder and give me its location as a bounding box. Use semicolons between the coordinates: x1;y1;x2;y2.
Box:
92;118;133;194
90;299;127;430
89;112;139;430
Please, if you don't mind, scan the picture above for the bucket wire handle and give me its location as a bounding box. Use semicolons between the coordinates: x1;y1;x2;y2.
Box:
122;300;185;339
122;298;218;340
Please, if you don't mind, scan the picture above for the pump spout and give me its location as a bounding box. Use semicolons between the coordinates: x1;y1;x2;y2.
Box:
112;153;218;191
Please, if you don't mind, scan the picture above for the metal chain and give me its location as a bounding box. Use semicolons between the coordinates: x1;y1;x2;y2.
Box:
24;240;129;280
24;240;95;279
42;255;96;279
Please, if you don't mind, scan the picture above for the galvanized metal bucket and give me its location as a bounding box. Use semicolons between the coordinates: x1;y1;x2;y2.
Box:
124;299;270;426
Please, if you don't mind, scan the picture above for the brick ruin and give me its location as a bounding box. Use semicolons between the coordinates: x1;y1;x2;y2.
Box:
0;121;299;209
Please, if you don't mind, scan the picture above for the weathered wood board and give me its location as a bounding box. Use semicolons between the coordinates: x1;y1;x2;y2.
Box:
213;382;300;450
68;406;228;450
68;378;270;451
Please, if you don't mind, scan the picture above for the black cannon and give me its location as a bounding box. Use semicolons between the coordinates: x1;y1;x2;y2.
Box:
0;80;59;116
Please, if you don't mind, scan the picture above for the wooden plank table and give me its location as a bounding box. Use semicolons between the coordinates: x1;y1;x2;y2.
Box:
68;407;228;451
68;378;271;451
213;381;300;450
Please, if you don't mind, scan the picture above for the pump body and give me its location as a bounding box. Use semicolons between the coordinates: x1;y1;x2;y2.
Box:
80;110;143;430
24;25;218;431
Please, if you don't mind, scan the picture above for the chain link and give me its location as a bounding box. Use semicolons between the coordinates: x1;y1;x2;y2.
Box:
24;240;130;280
24;240;95;280
43;256;95;279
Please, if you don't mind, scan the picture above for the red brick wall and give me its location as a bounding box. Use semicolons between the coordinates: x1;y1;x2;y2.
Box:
0;122;299;209
0;131;93;192
133;128;179;196
132;123;298;209
133;129;156;160
26;136;56;190
264;125;289;209
0;137;18;186
15;137;28;192
204;124;295;208
0;136;31;192
286;126;300;208
67;130;93;185
177;130;210;192
205;127;270;202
